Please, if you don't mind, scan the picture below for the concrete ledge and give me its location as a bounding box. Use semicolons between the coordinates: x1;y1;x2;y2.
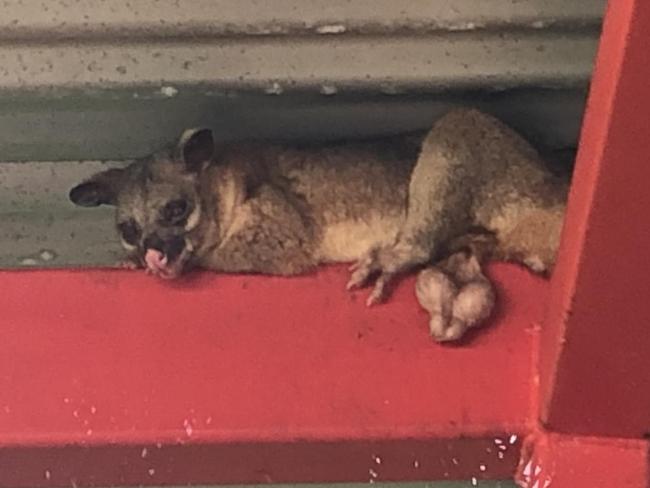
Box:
0;0;605;40
0;32;597;91
0;2;598;163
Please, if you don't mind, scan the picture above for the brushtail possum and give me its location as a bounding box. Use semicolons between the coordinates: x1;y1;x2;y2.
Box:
69;108;568;340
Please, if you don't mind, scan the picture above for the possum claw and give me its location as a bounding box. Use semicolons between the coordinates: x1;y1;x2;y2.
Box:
117;260;140;270
346;249;379;290
365;287;384;307
348;261;360;272
347;268;372;290
365;272;394;306
348;246;402;303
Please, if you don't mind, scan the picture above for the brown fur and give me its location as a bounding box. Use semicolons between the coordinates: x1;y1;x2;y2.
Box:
69;108;568;324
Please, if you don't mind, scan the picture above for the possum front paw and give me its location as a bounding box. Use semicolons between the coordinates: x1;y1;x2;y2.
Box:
347;248;395;306
347;248;380;290
347;242;423;306
116;258;141;270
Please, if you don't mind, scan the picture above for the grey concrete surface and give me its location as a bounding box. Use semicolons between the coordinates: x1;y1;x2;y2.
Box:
0;32;597;91
0;0;605;39
0;89;586;161
0;161;125;268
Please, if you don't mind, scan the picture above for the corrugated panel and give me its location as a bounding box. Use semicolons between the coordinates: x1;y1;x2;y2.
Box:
0;90;585;161
0;0;604;161
0;32;596;91
0;0;603;93
0;0;605;38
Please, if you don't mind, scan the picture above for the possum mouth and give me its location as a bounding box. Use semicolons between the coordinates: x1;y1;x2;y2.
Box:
144;248;189;280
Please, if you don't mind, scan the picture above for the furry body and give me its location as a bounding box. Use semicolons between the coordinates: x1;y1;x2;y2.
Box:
70;108;568;335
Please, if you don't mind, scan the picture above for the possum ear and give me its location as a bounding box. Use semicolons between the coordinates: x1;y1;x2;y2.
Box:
177;128;215;172
69;168;127;207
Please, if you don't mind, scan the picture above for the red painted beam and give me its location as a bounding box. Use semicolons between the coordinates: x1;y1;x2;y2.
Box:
540;0;650;438
515;432;649;488
0;264;541;486
0;439;524;487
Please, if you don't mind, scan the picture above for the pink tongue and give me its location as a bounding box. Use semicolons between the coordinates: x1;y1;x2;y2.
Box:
144;249;168;272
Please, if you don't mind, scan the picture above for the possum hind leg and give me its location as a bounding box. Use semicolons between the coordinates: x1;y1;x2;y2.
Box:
347;143;474;306
486;202;566;275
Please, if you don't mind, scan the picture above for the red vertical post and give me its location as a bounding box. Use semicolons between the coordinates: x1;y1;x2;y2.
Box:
540;0;650;437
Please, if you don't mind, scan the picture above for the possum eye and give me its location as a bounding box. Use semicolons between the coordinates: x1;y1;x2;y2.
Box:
117;219;141;245
162;199;189;225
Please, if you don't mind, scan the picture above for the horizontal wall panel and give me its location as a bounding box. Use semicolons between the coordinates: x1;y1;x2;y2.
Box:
0;89;586;161
0;0;606;39
0;33;597;91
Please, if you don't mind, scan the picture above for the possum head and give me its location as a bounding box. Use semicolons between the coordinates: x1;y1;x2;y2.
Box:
69;128;215;279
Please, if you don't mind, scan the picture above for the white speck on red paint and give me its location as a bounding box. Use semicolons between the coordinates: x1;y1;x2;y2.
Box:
183;419;193;437
523;460;533;477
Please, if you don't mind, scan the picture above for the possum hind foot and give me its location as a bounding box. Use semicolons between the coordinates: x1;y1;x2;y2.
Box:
416;252;496;342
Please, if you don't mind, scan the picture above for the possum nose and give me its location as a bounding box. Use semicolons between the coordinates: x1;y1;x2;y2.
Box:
143;233;185;262
143;234;165;252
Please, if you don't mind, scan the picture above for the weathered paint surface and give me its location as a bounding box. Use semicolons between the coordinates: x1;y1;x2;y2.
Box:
0;264;542;486
0;442;520;486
